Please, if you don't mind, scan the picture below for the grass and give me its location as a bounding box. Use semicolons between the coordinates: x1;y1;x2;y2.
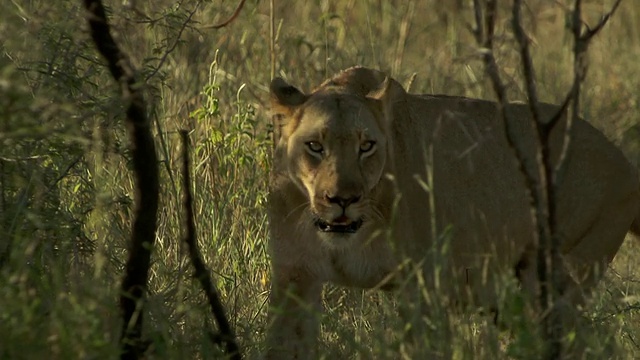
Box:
0;0;638;358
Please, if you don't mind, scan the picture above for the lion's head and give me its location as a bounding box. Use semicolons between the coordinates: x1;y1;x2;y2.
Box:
269;68;403;244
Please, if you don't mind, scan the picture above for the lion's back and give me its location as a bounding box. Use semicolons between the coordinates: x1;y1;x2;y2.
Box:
387;92;638;303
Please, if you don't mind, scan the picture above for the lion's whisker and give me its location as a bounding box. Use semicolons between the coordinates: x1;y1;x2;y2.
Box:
283;201;310;222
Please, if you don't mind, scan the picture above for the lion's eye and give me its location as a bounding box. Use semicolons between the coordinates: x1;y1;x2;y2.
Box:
360;141;376;154
306;141;324;154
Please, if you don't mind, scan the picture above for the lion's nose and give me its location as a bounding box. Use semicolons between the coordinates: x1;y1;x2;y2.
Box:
325;194;361;209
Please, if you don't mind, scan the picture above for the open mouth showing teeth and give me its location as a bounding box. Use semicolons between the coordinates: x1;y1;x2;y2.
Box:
315;218;363;233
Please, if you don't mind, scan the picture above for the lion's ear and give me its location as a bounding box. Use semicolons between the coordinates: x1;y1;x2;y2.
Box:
366;77;402;125
270;78;308;143
270;77;308;117
366;77;391;103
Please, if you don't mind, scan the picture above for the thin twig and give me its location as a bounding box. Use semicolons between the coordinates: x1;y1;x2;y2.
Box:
52;156;83;186
145;2;200;83
180;130;242;360
473;1;622;359
270;0;276;79
593;303;640;322
471;2;558;357
484;0;497;50
582;0;622;39
83;1;160;359
512;1;563;357
552;0;622;177
471;0;535;198
476;0;507;105
204;0;246;29
512;0;541;124
471;0;484;43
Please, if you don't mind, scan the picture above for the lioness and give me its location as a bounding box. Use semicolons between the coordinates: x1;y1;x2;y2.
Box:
266;66;639;358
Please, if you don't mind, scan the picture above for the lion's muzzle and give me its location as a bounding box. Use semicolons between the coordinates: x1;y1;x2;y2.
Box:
314;217;364;233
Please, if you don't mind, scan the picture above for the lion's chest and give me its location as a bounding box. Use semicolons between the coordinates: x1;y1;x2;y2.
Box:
313;240;398;289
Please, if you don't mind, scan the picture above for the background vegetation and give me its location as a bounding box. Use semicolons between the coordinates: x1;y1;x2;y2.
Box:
0;0;638;358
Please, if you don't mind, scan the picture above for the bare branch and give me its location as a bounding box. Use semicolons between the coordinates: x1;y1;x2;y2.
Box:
593;303;640;322
270;0;276;79
477;1;511;108
473;2;569;358
512;0;541;125
205;0;247;29
145;3;200;83
471;0;484;44
512;2;566;358
180;130;242;360
582;0;622;40
484;0;497;49
507;1;621;358
546;81;576;131
553;0;622;177
471;1;532;195
83;0;159;359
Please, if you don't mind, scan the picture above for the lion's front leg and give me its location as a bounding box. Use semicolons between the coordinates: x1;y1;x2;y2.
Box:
265;266;323;360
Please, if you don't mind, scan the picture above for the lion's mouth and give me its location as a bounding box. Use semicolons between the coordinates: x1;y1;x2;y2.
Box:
315;217;363;234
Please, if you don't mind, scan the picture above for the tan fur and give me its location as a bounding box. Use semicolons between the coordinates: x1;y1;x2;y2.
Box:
266;66;640;358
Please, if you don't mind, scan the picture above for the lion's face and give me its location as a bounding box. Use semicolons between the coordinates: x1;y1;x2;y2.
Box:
270;77;392;243
288;96;387;237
